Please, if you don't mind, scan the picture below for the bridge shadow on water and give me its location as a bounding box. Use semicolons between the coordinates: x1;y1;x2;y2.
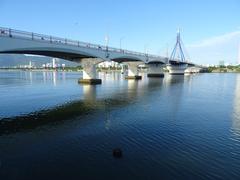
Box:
0;74;185;136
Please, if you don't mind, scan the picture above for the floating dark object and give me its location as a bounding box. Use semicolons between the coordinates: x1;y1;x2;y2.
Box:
112;148;123;158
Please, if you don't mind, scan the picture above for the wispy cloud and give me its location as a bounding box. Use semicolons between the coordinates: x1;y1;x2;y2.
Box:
188;31;240;48
186;30;240;64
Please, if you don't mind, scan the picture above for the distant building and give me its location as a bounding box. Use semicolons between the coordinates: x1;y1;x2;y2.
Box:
29;61;32;68
20;60;35;69
219;60;225;67
97;61;121;68
52;58;57;68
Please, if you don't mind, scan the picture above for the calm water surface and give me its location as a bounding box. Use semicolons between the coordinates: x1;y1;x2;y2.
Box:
0;70;240;180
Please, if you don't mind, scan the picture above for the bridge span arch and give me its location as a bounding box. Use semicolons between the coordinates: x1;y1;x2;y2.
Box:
111;56;144;63
0;48;98;62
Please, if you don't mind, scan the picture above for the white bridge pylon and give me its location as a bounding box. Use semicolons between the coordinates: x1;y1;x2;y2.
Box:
0;27;168;84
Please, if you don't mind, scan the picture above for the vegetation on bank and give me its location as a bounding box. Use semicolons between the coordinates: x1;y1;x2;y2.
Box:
207;65;240;73
97;67;122;71
62;66;82;71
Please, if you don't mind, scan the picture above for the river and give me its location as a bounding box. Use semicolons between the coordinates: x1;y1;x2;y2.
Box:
0;70;240;179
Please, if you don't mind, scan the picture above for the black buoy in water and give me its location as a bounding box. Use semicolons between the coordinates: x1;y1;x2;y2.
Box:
112;148;123;158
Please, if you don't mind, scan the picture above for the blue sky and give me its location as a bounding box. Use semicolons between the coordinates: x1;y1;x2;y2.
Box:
0;0;240;64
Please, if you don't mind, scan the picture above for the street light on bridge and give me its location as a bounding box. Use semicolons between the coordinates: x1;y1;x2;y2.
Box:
144;44;149;55
105;35;109;47
120;37;125;50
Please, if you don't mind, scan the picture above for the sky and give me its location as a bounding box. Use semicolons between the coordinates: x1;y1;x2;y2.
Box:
0;0;240;65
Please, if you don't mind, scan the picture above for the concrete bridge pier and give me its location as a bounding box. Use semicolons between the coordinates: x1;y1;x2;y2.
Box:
166;64;188;75
125;61;142;80
78;58;102;84
147;63;164;78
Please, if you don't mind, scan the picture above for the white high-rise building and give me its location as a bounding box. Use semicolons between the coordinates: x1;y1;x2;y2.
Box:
29;61;32;68
52;58;57;68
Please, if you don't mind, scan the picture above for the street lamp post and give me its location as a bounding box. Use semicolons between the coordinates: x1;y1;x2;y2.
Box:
144;44;148;55
120;37;125;50
105;35;110;58
105;35;109;48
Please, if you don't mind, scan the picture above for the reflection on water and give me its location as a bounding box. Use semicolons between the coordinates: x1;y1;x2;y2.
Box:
148;77;163;87
0;73;186;135
42;71;66;85
165;74;185;86
83;85;97;102
1;71;240;180
232;75;240;138
164;75;185;117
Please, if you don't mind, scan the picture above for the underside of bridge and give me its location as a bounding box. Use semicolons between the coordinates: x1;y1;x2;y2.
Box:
111;57;143;63
147;61;165;65
0;50;96;62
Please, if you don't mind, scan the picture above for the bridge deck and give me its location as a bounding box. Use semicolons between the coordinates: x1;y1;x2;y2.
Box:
0;27;159;59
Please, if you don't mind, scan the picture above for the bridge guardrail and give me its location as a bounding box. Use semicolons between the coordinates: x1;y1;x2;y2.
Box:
0;27;162;59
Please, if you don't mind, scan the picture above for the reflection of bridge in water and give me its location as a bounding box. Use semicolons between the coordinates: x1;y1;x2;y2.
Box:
0;74;187;135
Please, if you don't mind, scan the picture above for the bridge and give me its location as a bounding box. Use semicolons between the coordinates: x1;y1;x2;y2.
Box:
0;27;198;84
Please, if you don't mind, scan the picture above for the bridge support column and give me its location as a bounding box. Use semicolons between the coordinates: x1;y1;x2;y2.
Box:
166;64;188;75
125;62;142;80
147;63;164;78
78;58;102;85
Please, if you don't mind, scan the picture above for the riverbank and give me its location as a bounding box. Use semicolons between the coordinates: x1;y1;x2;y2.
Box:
2;66;240;74
207;66;240;73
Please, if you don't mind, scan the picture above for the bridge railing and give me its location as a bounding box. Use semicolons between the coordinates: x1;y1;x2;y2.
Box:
0;27;161;59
